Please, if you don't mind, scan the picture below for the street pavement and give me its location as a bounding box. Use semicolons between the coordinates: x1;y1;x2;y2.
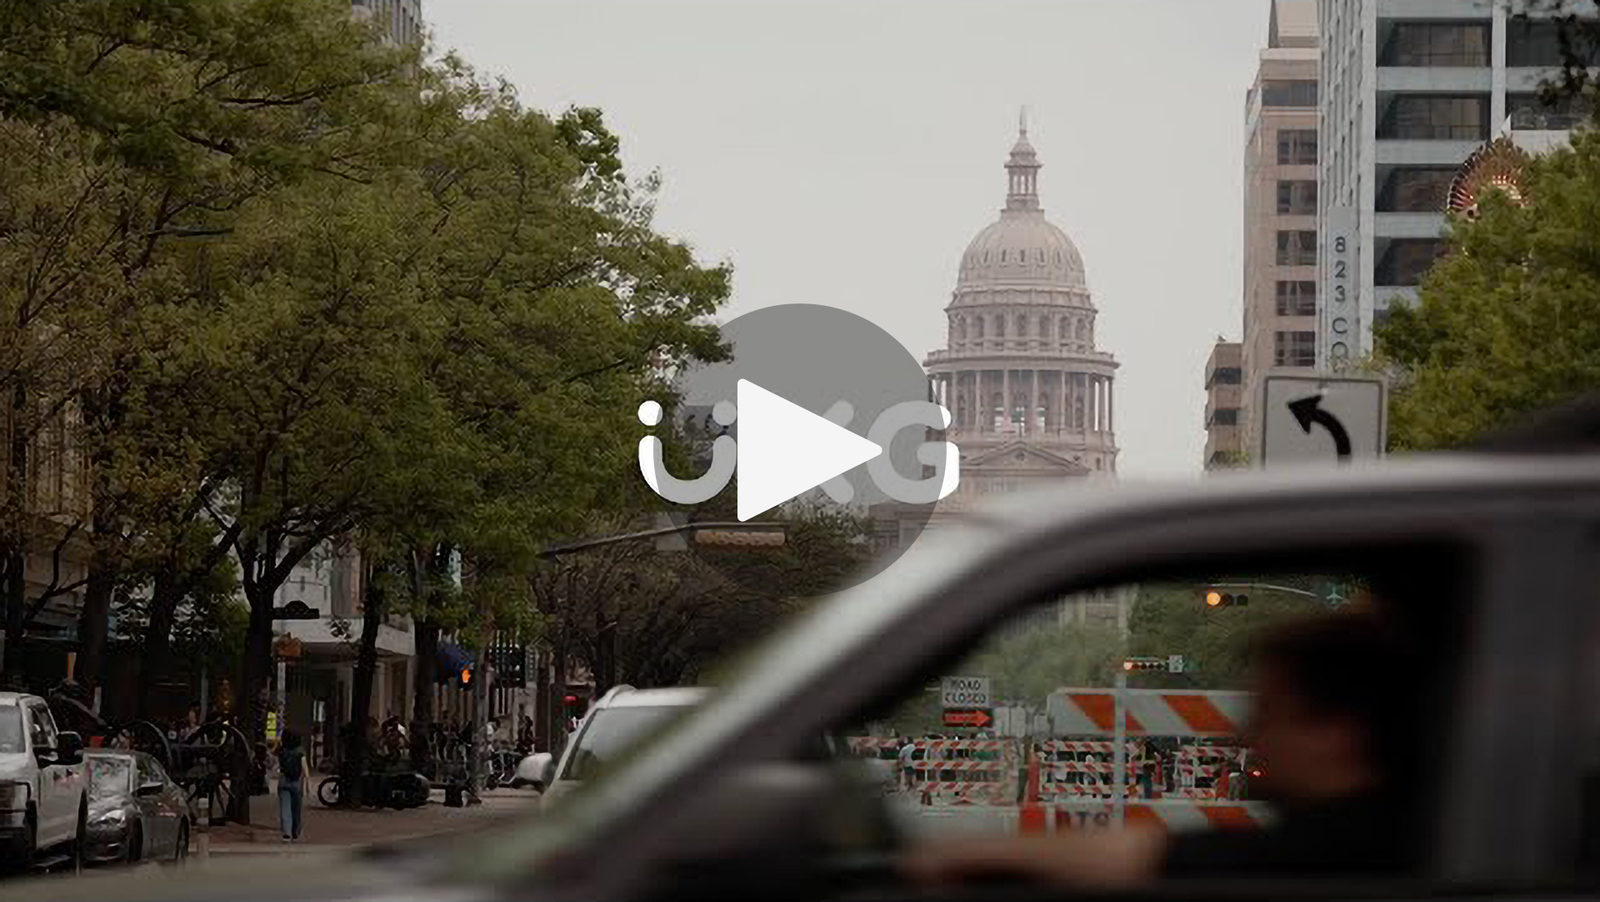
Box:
198;785;539;858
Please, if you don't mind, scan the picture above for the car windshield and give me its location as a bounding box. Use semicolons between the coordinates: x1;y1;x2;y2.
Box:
559;705;692;782
89;757;133;801
0;708;21;755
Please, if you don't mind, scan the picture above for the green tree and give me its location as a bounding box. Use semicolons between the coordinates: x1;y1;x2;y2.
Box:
1377;131;1600;450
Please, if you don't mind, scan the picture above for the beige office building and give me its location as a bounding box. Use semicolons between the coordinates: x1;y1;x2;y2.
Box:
1203;340;1244;470
1240;0;1319;458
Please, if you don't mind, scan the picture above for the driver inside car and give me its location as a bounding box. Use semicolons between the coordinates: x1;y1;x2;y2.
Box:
905;612;1426;888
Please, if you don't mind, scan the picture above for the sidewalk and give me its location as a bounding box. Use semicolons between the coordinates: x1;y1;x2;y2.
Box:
202;785;538;855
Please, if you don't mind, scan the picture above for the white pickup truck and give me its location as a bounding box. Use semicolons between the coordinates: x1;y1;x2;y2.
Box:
0;692;87;869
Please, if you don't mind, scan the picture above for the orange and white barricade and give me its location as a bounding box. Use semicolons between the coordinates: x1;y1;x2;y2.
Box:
1031;800;1274;834
1045;689;1251;737
846;736;901;756
908;739;1019;806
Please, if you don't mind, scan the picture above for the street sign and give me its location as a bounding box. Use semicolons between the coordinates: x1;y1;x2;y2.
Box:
271;600;321;620
943;709;993;728
941;676;990;709
1260;374;1386;467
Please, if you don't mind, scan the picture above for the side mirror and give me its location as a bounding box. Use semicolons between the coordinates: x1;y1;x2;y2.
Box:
137;780;164;797
526;752;555;791
54;732;84;766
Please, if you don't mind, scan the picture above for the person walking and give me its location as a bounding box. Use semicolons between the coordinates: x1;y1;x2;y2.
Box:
277;729;306;842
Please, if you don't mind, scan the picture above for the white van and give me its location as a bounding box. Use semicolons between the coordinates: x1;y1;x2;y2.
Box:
520;686;706;807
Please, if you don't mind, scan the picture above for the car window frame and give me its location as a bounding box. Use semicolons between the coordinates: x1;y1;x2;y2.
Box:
26;702;57;753
465;458;1600;897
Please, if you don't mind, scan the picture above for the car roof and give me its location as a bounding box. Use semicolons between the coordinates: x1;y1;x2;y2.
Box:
598;687;708;709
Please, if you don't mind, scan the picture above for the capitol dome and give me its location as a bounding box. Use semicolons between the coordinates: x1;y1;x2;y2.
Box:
954;124;1087;296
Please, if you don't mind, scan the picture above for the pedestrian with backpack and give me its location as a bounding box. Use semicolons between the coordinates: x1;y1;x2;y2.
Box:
278;729;306;841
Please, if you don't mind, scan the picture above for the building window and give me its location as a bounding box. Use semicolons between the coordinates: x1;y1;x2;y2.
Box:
1276;180;1318;215
1276;230;1317;266
1376;238;1448;286
1262;80;1318;107
1377;167;1457;212
1507;18;1600;68
1210;408;1239;426
1377;94;1489;141
1206;367;1243;388
1379;22;1490;67
1274;331;1316;367
1275;280;1317;316
1507;92;1591;131
1277;129;1318;165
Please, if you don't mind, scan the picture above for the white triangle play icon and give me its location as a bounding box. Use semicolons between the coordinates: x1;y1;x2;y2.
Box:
736;379;883;521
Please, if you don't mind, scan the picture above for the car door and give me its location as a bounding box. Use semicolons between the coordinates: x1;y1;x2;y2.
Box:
466;458;1600;900
24;702;71;846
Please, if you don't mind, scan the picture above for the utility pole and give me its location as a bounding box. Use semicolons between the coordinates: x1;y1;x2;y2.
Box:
1112;668;1127;828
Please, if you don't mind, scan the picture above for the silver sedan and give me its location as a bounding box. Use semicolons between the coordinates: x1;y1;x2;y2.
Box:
83;751;190;865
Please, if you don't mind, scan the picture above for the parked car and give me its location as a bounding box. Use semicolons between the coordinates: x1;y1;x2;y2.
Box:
515;686;707;805
0;692;86;871
83;751;190;865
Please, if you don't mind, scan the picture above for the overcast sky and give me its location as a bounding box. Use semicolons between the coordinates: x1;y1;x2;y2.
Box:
428;0;1266;479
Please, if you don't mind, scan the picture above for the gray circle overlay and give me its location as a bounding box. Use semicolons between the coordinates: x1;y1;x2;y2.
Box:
669;304;939;597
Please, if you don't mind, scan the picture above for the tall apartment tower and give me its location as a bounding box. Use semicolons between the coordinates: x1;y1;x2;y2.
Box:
1239;0;1320;458
1317;0;1586;367
352;0;423;46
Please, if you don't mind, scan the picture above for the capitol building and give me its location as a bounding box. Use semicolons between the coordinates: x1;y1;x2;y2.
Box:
877;119;1130;632
927;121;1120;499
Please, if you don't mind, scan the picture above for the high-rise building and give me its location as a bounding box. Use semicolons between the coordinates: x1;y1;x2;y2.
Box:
1317;0;1587;367
351;0;423;46
1240;0;1319;456
1204;339;1245;470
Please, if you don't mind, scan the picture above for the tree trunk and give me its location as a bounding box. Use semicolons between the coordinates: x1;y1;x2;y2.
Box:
76;383;122;694
2;382;28;689
75;542;112;692
341;563;384;806
231;591;274;823
547;642;567;758
410;616;438;773
138;570;181;720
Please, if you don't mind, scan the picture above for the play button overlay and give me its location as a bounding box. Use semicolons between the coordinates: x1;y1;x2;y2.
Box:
735;379;883;521
640;304;951;598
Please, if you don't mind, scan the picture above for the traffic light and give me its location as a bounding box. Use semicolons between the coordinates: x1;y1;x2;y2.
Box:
1122;657;1169;672
562;693;589;721
1203;589;1249;608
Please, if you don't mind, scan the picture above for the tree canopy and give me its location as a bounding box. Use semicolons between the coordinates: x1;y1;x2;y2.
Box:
1378;131;1600;450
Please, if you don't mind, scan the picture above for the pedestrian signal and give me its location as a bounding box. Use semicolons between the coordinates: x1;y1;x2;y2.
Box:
459;667;472;686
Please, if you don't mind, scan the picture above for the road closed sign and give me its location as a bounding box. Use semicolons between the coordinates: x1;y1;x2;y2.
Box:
1260;374;1386;467
941;676;991;709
